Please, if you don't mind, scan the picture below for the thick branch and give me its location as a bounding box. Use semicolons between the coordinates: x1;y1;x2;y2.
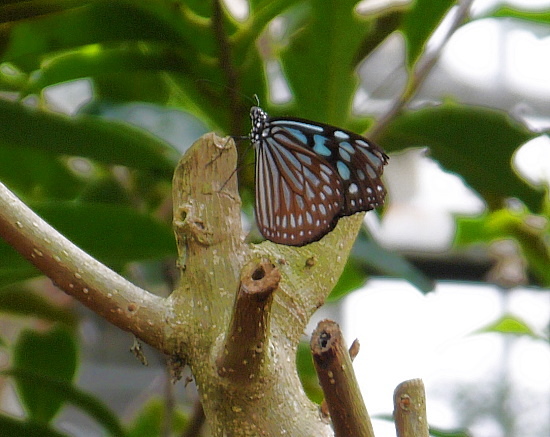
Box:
311;320;374;437
168;133;367;435
216;259;280;381
0;181;169;352
393;379;429;437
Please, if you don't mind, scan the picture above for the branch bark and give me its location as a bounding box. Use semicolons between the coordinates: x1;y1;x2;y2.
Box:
311;320;375;437
393;379;429;437
216;259;280;381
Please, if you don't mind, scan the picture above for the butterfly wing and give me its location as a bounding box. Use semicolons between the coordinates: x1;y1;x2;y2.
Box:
250;108;388;246
320;127;388;216
255;123;345;246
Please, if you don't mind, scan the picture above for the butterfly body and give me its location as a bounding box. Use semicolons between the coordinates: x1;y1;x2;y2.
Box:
249;106;388;246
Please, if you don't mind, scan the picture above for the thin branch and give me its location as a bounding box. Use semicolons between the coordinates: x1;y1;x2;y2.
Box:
216;259;280;381
393;379;430;437
212;0;242;133
369;0;475;140
0;181;169;352
181;399;206;437
320;338;361;418
311;320;374;437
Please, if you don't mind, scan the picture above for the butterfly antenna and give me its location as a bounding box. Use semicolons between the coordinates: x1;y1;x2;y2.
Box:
208;135;254;192
206;134;248;167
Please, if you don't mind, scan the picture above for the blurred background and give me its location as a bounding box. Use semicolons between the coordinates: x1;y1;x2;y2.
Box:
0;0;549;436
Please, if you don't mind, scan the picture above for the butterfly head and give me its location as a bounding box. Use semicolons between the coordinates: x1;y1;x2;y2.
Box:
250;106;268;144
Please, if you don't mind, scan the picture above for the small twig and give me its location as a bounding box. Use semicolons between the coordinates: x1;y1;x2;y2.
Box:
212;0;242;133
181;399;206;437
393;379;430;437
311;320;374;437
320;338;361;418
216;260;280;381
161;361;176;437
369;0;475;140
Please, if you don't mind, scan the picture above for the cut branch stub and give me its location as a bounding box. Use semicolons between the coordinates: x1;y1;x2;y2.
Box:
216;259;280;382
311;319;375;437
393;379;429;437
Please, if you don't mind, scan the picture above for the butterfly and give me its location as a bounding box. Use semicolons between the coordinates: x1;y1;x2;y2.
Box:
248;106;389;246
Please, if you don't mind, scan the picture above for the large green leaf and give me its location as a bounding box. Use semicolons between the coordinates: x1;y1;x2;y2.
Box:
0;201;176;287
0;286;77;325
12;327;78;424
0;145;83;202
24;44;193;96
4;369;126;436
353;231;435;293
126;398;189;437
377;103;539;210
32;202;176;266
0;99;176;177
277;0;376;125
0;415;69;437
0;1;196;70
401;0;455;67
328;259;367;302
0;0;86;25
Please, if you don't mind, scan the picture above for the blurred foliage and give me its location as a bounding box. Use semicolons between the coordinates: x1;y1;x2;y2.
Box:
0;0;548;435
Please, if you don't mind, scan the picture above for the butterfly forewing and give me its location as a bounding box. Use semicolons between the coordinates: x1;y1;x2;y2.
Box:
250;106;388;246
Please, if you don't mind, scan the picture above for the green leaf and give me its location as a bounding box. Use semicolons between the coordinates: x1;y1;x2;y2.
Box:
32;202;176;268
0;415;69;437
0;246;40;287
354;231;435;293
377;103;539;211
12;327;78;423
0;1;192;70
277;1;375;125
492;7;550;25
475;314;544;340
126;398;188;437
4;369;126;437
296;341;323;404
0;286;77;325
456;210;550;286
328;259;366;302
0;146;83;202
353;9;404;66
0;99;176;177
0;201;176;287
0;0;86;25
427;426;472;437
401;0;455;67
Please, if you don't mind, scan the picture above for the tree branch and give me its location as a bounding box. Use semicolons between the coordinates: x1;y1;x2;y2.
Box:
216;259;280;381
0;181;170;352
311;320;375;437
393;379;429;437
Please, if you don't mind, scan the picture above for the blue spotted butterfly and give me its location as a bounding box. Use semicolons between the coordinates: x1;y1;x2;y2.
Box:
249;106;389;246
